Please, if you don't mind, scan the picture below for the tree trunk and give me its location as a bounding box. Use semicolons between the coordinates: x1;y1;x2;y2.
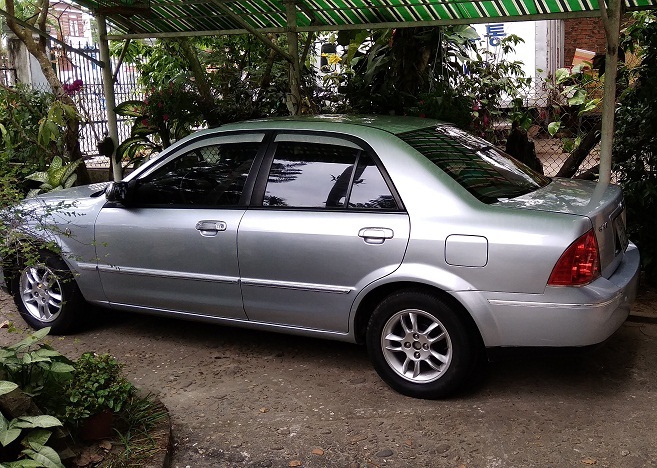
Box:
177;38;220;127
555;120;602;178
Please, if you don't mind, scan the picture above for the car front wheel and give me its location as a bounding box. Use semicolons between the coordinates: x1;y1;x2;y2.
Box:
366;290;478;399
13;251;84;334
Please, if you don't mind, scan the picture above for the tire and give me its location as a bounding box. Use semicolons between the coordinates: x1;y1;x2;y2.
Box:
366;290;478;399
13;250;84;334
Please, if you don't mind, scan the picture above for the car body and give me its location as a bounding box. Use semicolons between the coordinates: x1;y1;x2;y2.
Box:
1;115;640;398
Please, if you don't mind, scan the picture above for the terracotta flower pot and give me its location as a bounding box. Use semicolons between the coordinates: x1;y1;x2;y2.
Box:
81;410;114;441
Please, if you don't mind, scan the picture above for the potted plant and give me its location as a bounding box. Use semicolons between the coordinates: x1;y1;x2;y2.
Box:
64;353;134;441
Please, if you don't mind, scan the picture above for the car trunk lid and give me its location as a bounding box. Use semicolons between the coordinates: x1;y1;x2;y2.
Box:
496;178;628;278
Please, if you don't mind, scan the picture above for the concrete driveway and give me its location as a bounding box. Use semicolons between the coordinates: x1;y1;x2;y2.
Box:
0;291;656;467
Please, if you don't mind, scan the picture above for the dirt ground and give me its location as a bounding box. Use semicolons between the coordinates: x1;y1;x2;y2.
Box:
0;288;656;468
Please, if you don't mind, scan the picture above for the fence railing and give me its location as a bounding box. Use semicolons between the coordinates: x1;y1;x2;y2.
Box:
1;54;17;87
52;43;144;168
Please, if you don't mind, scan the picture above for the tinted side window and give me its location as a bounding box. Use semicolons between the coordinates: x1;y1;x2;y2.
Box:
348;153;397;210
135;142;260;206
263;142;359;208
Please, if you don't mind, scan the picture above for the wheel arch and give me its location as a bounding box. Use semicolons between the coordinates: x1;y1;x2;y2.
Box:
2;236;75;295
352;281;484;349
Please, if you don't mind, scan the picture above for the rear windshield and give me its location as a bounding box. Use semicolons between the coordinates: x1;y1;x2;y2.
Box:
398;125;551;204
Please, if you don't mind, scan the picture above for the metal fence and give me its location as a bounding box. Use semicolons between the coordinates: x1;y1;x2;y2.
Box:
529;79;600;178
0;54;17;87
52;43;144;168
489;76;602;179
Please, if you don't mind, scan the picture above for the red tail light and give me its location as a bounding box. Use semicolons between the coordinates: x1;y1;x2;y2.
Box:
548;230;600;286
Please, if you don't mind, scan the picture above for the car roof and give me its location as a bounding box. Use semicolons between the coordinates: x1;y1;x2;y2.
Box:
218;114;444;136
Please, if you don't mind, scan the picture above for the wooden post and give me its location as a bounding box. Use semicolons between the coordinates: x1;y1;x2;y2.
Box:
285;0;302;115
96;14;122;182
598;0;622;186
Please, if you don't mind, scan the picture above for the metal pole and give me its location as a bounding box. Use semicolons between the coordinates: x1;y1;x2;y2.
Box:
285;0;302;115
96;14;122;182
598;0;622;186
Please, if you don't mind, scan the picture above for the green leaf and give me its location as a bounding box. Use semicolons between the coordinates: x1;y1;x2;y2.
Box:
13;416;62;429
23;353;50;364
34;349;62;358
131;120;158;137
10;328;50;351
548;121;561;136
555;68;571;84
0;381;18;396
5;459;42;467
49;362;74;373
25;171;49;184
60;159;81;181
117;136;150;159
24;429;52;449
48;105;65;127
49;156;63;172
114;100;146;117
25;445;65;468
579;98;601;115
568;90;587;106
0;427;21;447
48;169;66;188
63;174;77;189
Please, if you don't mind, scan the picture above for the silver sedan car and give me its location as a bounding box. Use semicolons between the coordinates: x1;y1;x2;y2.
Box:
2;115;640;398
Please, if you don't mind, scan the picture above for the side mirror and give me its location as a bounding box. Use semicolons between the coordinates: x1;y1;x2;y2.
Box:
105;181;133;206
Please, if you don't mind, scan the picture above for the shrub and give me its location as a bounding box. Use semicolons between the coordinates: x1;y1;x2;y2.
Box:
614;13;657;284
63;353;134;424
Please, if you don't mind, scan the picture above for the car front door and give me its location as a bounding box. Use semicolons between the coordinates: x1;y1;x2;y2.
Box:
238;133;410;333
94;133;265;320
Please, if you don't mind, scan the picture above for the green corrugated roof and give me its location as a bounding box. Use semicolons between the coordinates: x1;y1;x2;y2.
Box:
75;0;657;38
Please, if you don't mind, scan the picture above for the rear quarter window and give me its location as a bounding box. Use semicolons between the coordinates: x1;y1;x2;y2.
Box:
398;126;550;204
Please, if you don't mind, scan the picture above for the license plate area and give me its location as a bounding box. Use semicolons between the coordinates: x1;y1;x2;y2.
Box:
613;214;629;253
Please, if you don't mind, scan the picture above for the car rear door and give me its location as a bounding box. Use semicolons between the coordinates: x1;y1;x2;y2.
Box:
237;132;410;333
94;132;265;319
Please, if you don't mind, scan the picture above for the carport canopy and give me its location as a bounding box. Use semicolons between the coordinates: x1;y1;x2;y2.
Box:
60;0;657;184
70;0;655;38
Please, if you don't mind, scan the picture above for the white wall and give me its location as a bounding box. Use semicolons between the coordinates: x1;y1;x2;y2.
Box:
472;20;564;101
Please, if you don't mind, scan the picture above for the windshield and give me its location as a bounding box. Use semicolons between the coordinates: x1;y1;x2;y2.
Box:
399;125;551;204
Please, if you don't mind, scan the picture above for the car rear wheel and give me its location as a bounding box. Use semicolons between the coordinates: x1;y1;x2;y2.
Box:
366;290;478;399
13;251;84;334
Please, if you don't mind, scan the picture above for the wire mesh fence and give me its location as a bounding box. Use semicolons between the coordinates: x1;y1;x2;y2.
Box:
488;74;603;179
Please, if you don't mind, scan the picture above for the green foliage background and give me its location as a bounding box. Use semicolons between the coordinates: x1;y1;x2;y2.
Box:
614;13;657;284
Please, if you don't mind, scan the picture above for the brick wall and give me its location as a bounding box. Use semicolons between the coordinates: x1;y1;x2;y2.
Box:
563;18;607;67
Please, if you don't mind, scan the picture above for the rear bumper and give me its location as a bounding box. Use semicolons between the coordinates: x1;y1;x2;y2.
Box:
456;242;640;347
